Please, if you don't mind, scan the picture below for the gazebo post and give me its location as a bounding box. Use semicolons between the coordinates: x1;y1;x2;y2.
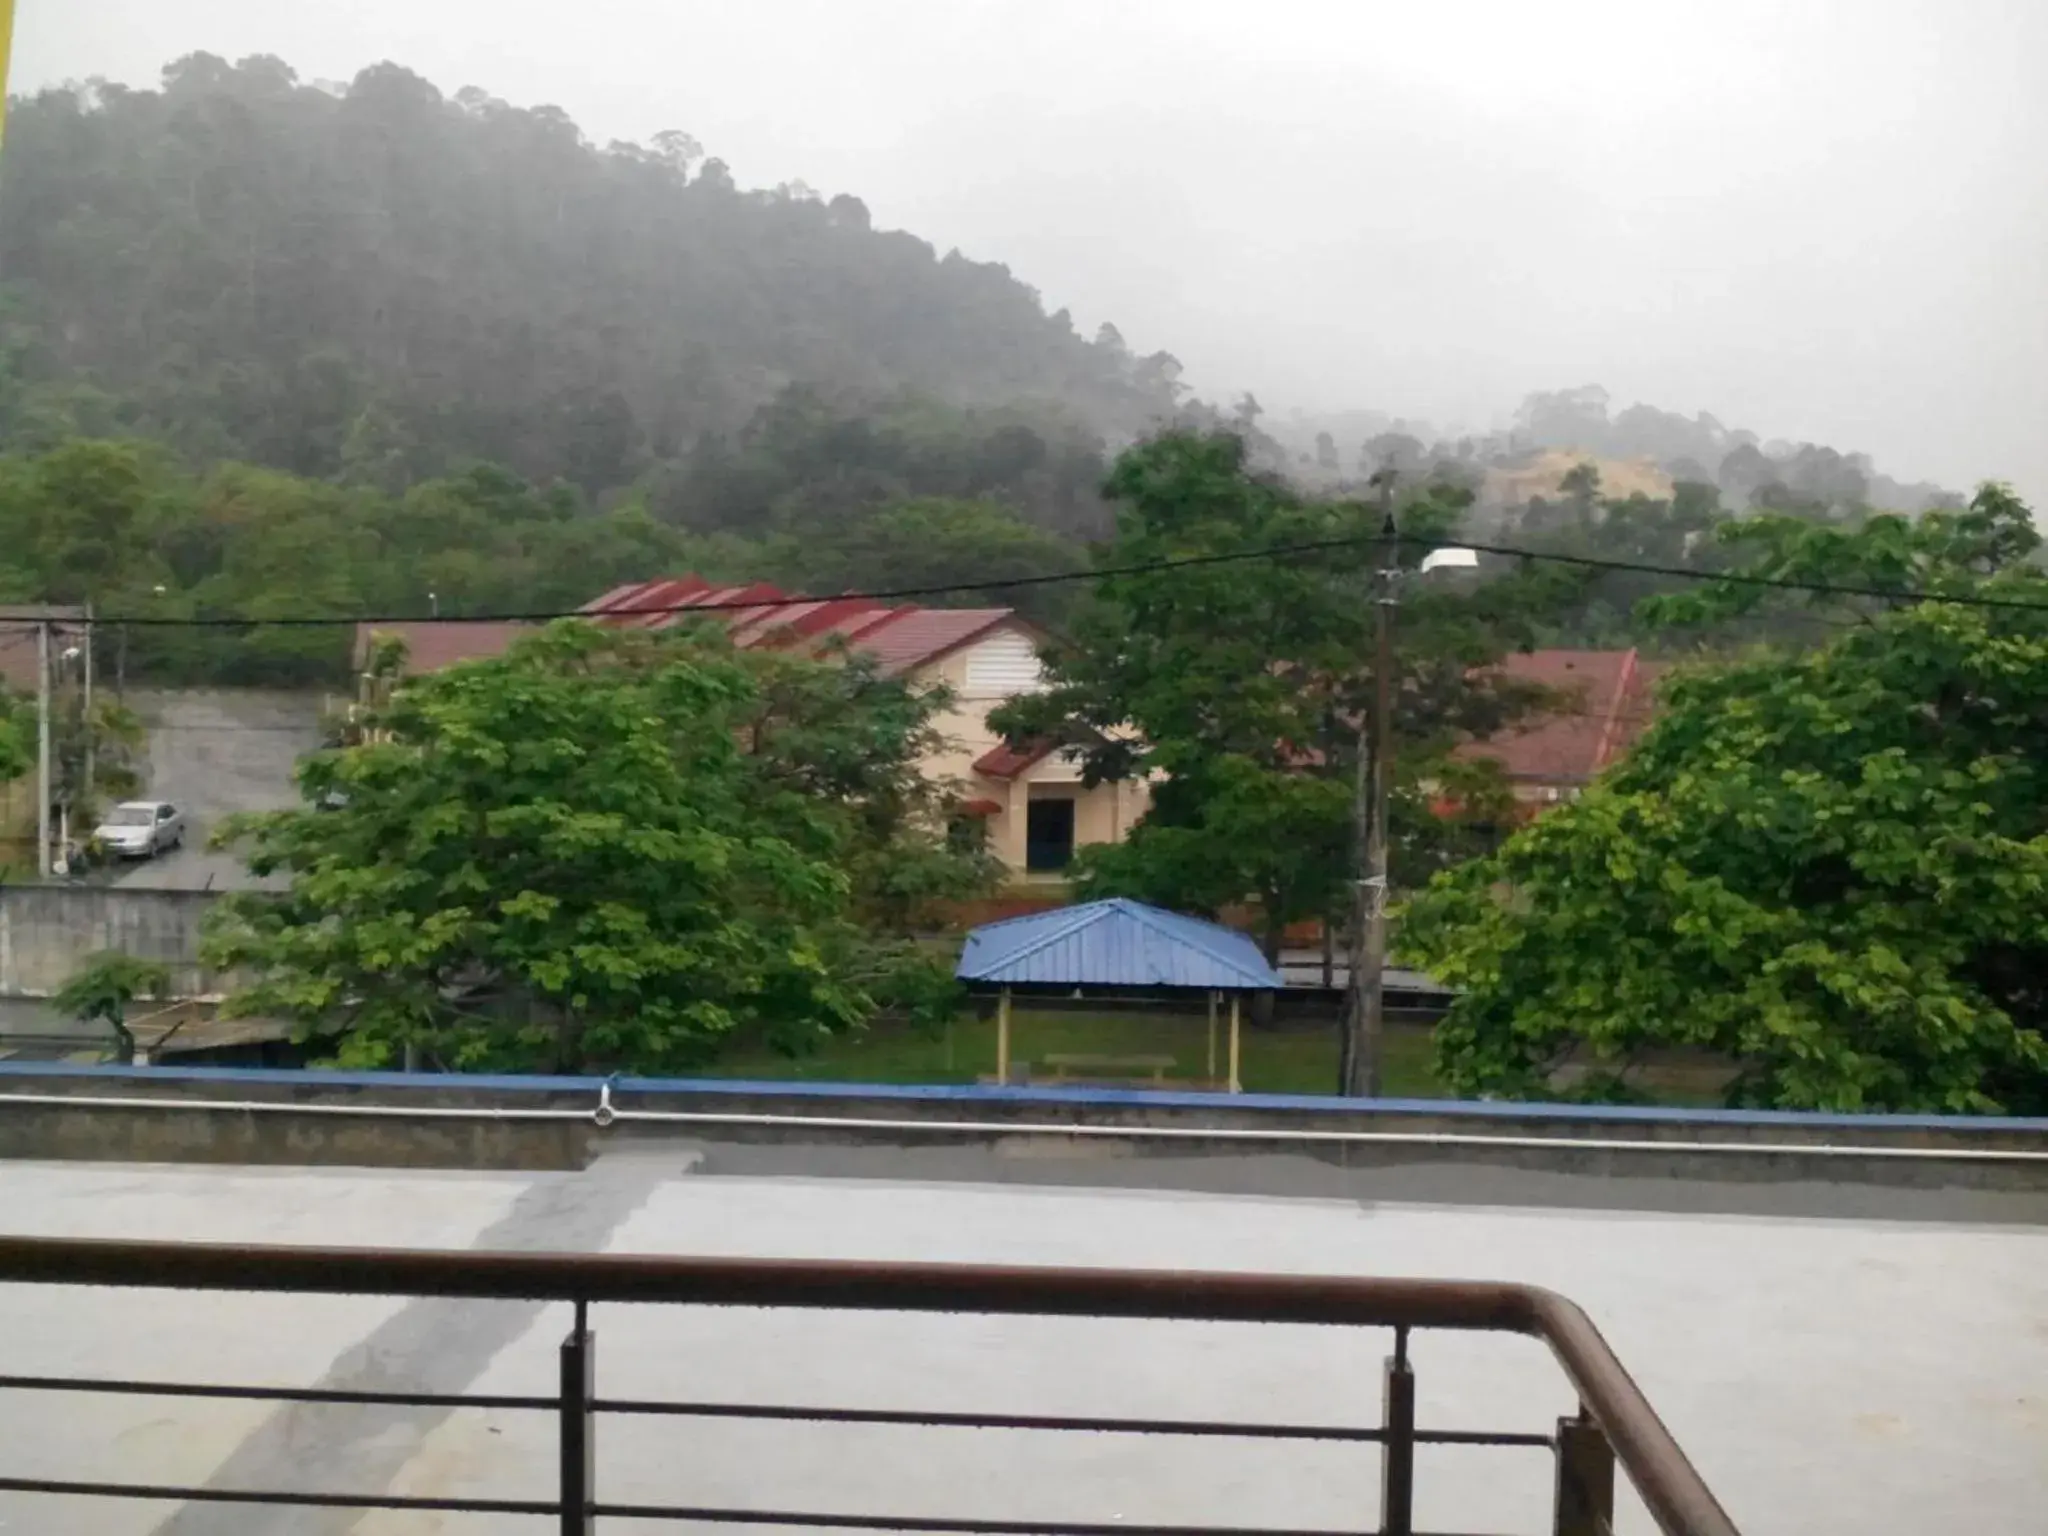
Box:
1228;993;1243;1093
995;986;1013;1085
1206;991;1218;1085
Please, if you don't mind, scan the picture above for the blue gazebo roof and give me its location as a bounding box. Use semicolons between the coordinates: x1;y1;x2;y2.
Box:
954;898;1283;991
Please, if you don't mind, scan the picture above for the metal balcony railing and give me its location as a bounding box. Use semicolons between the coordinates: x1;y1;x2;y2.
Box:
0;1235;1739;1536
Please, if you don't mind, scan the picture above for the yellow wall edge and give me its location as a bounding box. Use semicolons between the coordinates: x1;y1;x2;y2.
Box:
0;0;15;156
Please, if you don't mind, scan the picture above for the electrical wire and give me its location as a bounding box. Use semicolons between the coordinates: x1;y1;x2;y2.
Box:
1436;536;2048;613
21;536;1380;629
20;529;2048;629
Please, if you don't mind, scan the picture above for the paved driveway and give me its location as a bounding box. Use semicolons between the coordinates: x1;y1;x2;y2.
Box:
0;1156;2042;1535
108;689;324;891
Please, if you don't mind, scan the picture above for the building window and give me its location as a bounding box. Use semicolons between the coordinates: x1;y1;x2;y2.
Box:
1025;797;1075;872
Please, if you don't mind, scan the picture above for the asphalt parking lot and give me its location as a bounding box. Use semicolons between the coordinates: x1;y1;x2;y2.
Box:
108;689;323;891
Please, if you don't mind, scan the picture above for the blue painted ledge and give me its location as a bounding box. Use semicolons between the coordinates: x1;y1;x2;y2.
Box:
0;1060;2044;1136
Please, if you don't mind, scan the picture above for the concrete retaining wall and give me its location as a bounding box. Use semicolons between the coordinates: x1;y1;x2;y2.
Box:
0;885;226;998
0;1064;2044;1199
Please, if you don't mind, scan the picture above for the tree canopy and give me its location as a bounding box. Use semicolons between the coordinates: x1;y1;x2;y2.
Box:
0;55;1182;496
0;691;32;786
1400;486;2048;1113
994;431;1569;959
204;621;989;1073
54;951;172;1065
0;54;1959;663
0;435;1088;686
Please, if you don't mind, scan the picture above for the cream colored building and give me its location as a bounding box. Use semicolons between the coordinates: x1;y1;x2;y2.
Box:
361;578;1146;877
914;625;1150;875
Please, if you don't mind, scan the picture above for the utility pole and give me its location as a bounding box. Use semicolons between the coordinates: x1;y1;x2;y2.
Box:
35;618;50;879
81;605;94;817
1341;485;1398;1097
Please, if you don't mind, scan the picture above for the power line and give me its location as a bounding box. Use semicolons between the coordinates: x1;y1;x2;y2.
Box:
41;529;2048;629
1438;536;2048;613
58;537;1378;629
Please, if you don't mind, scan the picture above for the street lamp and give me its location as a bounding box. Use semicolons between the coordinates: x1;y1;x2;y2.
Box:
1420;546;1480;575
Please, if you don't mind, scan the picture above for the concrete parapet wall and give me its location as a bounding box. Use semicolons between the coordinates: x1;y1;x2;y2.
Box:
0;1065;2043;1201
0;885;233;997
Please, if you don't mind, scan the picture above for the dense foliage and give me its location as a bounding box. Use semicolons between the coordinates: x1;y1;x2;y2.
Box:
994;432;1573;959
0;55;1956;672
0;53;1149;652
1498;470;1879;652
1401;486;2048;1113
0;436;1087;686
5;50;2031;1120
0;690;31;785
205;622;990;1073
0;54;1184;497
54;951;173;1065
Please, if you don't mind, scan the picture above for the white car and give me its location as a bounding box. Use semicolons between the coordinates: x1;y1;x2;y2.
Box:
94;801;186;859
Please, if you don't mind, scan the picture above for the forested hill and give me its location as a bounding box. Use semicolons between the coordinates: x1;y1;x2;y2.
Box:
0;53;1185;496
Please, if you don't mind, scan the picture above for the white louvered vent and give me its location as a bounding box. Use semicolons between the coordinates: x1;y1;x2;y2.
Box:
964;630;1044;696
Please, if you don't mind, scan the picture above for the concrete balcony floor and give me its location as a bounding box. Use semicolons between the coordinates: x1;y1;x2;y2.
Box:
0;1149;2040;1535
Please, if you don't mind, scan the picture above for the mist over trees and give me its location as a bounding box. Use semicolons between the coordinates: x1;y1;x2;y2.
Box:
0;47;1986;668
0;52;1186;508
1274;385;1959;521
1504;385;1957;516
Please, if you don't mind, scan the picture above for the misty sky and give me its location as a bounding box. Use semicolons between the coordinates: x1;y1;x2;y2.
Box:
15;0;2048;500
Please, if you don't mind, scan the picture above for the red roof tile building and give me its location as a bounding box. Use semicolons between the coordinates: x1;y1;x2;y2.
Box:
355;580;1148;877
1461;648;1665;804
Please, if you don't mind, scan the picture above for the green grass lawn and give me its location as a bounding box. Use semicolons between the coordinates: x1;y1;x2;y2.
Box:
700;1008;1444;1098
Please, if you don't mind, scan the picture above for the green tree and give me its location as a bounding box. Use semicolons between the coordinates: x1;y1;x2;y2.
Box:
0;438;180;609
55;952;173;1066
0;57;1178;493
1401;485;2048;1113
1557;460;1601;518
1511;481;1729;647
204;620;987;1072
716;634;1001;936
994;431;1567;961
0;689;33;786
58;696;147;837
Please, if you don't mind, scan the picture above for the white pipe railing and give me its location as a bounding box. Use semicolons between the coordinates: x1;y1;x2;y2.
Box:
0;1080;2042;1162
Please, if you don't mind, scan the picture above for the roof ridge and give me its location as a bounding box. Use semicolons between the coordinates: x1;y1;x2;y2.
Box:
1113;899;1279;988
973;900;1116;970
961;897;1281;989
1591;647;1640;770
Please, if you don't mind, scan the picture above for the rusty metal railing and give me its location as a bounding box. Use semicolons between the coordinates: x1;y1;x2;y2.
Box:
0;1236;1739;1536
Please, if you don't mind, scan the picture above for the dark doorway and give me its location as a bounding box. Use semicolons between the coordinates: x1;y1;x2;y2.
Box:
1025;797;1076;872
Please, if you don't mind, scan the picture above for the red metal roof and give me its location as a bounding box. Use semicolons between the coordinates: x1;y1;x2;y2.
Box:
576;578;1020;676
973;738;1056;780
859;607;1014;677
1461;648;1663;783
783;597;889;640
584;576;710;616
